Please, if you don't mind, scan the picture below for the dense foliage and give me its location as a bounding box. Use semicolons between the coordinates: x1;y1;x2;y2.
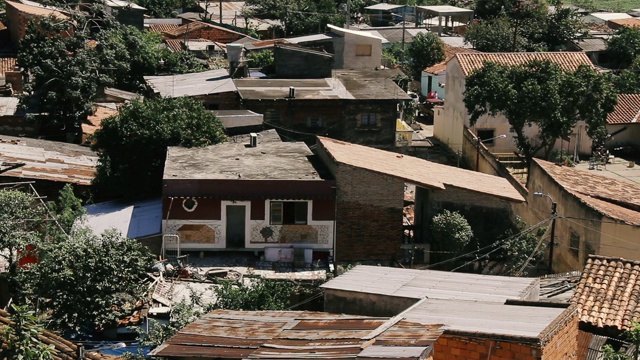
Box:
0;305;54;360
244;0;345;37
247;50;275;70
213;278;296;311
20;230;154;336
607;27;640;69
464;60;617;165
91;97;226;200
465;0;583;52
430;210;473;259
407;32;445;80
18;13;205;138
498;216;548;276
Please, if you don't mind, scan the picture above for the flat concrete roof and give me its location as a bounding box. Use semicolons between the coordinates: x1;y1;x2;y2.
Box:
321;265;536;303
212;109;264;129
235;69;410;101
163;130;322;181
417;5;474;15
404;298;566;339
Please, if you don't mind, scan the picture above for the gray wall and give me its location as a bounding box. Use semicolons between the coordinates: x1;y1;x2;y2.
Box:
275;46;333;79
324;288;418;316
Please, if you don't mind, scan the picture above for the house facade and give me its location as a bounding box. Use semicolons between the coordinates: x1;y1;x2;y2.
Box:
421;45;477;99
286;25;384;70
236;69;409;147
516;159;640;273
5;0;71;47
434;52;595;157
605;94;640;152
162;131;336;255
160;20;248;44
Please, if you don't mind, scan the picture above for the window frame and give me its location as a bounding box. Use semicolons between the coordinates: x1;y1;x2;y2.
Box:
360;113;377;127
477;129;496;145
270;201;309;225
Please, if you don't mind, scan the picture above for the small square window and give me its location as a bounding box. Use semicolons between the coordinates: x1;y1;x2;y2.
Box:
307;116;324;128
360;113;377;127
356;44;372;56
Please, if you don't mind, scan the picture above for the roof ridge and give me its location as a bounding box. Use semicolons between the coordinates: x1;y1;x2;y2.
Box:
586;254;640;265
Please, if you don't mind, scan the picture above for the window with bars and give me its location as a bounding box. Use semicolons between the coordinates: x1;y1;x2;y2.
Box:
270;201;308;225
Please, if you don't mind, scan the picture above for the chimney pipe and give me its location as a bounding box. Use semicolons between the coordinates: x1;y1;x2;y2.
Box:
249;133;258;147
289;86;295;99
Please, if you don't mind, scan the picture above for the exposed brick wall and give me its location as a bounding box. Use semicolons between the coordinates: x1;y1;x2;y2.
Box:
434;335;540;360
333;164;404;262
540;306;578;360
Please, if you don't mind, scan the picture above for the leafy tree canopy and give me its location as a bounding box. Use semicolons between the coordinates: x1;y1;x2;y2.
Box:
607;27;640;69
19;12;205;139
499;216;547;276
464;16;525;52
244;0;344;37
19;230;154;337
464;60;617;165
407;32;445;80
0;304;55;360
91;97;226;200
430;209;473;255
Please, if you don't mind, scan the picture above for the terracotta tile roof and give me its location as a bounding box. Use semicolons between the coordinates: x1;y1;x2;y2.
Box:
5;0;68;19
424;45;477;74
164;20;245;38
573;255;640;331
534;159;640;225
0;58;17;77
148;23;179;33
164;39;183;52
609;18;640;28
317;137;525;202
82;104;118;136
607;94;640;124
453;52;593;76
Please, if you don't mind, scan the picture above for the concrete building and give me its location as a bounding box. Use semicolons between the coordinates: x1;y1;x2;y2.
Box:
273;44;333;79
421;45;477;99
159;20;248;44
322;266;578;360
102;0;145;29
516;159;640;272
583;12;632;24
434;52;595;157
162;130;336;257
235;69;409;147
286;24;384;70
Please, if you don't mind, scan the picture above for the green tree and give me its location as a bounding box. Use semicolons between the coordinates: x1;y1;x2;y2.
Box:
0;304;54;360
0;190;45;292
247;50;274;70
244;0;344;37
46;184;84;235
19;230;154;336
407;32;445;80
464;16;524;52
133;0;182;18
499;216;547;275
18;18;101;139
464;60;617;165
213;278;296;311
607;27;640;69
91;97;226;200
430;210;473;263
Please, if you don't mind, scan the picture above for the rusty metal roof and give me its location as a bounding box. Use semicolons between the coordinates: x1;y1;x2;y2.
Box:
0;136;97;185
149;310;444;359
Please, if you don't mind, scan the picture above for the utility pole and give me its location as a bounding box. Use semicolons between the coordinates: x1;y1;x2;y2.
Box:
401;8;406;65
345;0;350;28
548;201;557;274
219;0;222;24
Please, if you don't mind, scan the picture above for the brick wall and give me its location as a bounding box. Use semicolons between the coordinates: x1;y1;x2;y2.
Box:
333;163;404;262
434;335;540;360
540;306;578;360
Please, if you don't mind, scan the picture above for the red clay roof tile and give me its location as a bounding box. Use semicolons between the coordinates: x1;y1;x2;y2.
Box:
607;94;640;125
454;52;593;76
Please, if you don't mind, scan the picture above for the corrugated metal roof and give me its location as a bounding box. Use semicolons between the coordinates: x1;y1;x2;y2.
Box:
0;136;97;185
403;298;566;339
80;198;162;239
365;3;405;11
144;68;237;97
150;309;444;359
321;265;536;302
317;137;525;202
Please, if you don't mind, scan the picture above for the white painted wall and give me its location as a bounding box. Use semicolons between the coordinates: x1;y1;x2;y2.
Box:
342;32;382;70
163;199;334;251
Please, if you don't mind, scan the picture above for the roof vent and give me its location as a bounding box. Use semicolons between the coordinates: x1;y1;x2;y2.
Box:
249;133;258;147
289;86;295;99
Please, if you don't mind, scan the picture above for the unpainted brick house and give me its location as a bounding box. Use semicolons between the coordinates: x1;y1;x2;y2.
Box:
235;69;410;147
160;20;247;44
322;265;579;360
